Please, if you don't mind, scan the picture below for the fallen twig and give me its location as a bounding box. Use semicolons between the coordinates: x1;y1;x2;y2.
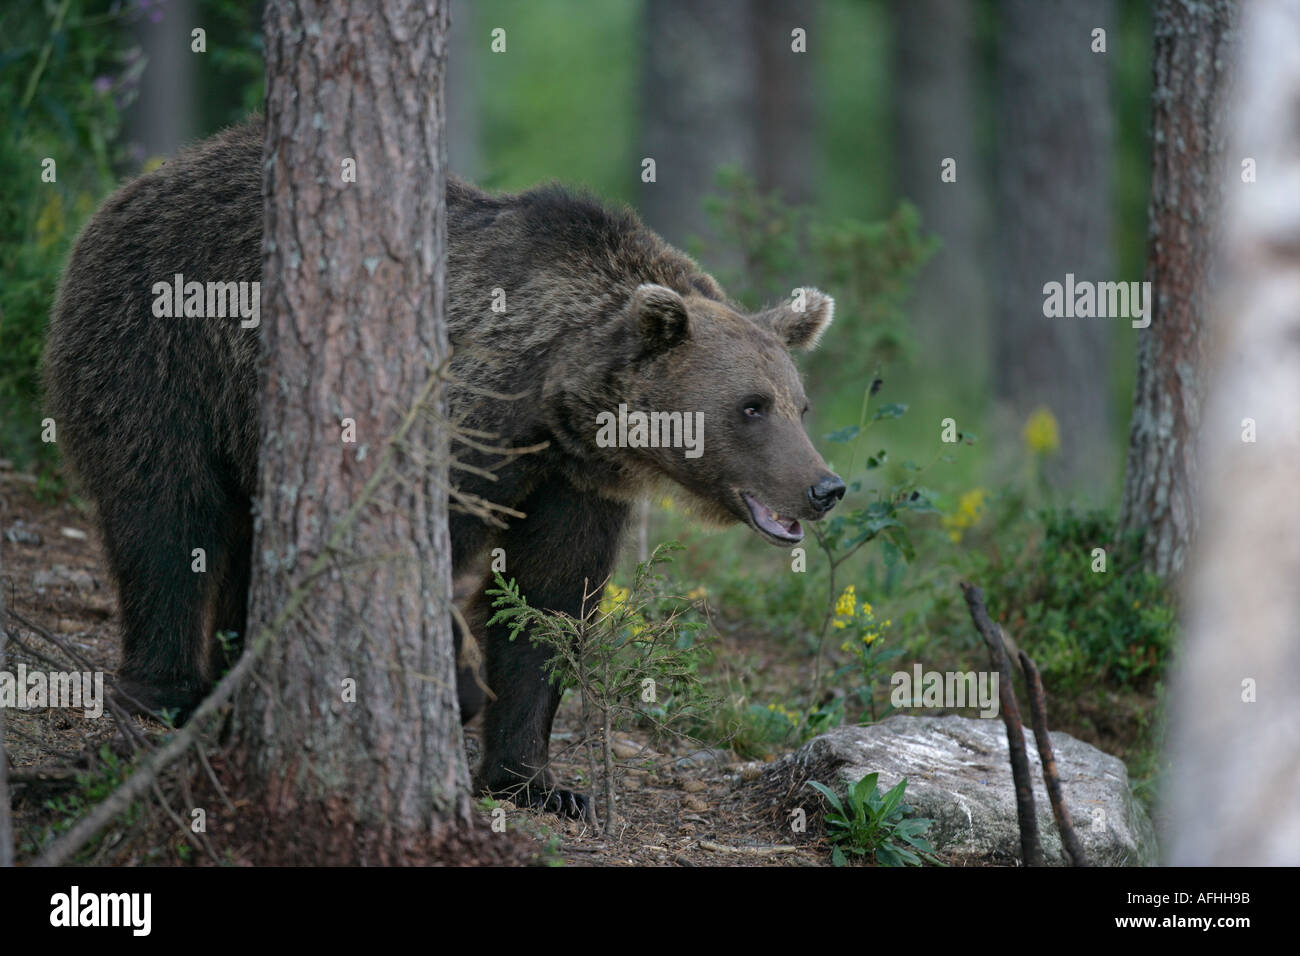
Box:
698;840;800;856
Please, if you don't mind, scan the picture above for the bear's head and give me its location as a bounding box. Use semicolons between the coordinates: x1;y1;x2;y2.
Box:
609;283;845;545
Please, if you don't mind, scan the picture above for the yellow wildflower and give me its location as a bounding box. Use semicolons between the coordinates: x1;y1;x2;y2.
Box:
942;488;988;543
599;583;630;617
834;585;856;619
1023;407;1061;456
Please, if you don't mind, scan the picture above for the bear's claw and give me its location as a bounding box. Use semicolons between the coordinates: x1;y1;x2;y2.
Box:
491;784;594;821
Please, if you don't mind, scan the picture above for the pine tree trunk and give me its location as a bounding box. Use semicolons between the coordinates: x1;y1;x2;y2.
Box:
1118;0;1238;579
1166;0;1297;865
236;0;469;856
993;0;1115;493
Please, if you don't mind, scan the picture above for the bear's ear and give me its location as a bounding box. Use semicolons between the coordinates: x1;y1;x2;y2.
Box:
757;288;835;351
631;283;691;354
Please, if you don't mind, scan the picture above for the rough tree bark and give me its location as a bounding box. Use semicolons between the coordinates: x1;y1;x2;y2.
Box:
891;0;988;385
235;0;470;856
1118;0;1238;581
1165;0;1300;866
993;0;1114;493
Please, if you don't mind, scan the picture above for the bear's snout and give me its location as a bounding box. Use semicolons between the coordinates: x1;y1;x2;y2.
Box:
807;473;846;515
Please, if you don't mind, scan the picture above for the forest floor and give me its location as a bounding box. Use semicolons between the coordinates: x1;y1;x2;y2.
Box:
0;466;833;867
1;464;1154;866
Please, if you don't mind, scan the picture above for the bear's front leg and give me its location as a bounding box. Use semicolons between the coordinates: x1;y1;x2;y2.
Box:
472;479;627;819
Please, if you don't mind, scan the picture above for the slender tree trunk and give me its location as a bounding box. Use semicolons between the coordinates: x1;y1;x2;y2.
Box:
236;0;469;857
1118;0;1238;580
639;0;758;249
753;0;817;207
993;0;1115;493
891;0;988;387
1166;0;1297;865
126;0;196;162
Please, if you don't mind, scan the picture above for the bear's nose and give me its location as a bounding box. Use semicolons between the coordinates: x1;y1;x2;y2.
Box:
808;474;846;514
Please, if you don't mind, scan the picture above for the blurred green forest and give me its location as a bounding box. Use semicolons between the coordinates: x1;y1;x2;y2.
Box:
3;0;1152;478
1;0;1171;800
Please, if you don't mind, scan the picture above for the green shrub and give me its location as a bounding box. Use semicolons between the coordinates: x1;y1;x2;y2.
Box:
1;0;137;469
986;508;1175;687
809;771;940;867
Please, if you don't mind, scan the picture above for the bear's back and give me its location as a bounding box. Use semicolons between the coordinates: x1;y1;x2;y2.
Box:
43;118;719;499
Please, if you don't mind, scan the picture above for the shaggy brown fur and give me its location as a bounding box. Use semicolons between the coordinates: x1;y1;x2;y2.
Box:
43;118;842;817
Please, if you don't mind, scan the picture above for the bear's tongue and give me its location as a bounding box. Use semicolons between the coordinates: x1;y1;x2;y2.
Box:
742;492;803;542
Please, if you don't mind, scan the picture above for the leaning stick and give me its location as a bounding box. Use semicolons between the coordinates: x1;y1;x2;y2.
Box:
960;583;1043;867
1018;650;1088;867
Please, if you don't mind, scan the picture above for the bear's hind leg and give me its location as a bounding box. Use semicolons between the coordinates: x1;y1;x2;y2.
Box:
106;485;229;723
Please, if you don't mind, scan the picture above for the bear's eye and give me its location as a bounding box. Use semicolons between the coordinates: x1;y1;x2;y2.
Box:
741;396;768;419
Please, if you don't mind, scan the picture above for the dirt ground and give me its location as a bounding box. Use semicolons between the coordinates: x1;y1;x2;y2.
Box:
1;465;831;867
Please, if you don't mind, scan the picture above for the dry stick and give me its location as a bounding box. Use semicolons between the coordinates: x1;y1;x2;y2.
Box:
960;583;1043;867
34;367;452;868
1018;650;1088;867
194;743;236;814
698;841;799;856
150;776;217;864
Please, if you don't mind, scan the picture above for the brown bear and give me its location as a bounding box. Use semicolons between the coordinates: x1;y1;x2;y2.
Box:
43;119;844;817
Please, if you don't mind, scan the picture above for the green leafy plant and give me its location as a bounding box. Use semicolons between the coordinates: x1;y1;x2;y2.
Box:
826;584;903;723
33;743;139;861
809;383;965;695
809;771;939;867
989;508;1176;687
487;542;715;834
699;168;936;382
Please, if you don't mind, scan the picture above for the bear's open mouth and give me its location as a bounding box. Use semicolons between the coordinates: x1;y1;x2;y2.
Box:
740;492;804;544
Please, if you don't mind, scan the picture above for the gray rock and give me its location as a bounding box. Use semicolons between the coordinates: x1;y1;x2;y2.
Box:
767;714;1157;866
674;748;731;771
32;564;97;593
5;520;42;546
